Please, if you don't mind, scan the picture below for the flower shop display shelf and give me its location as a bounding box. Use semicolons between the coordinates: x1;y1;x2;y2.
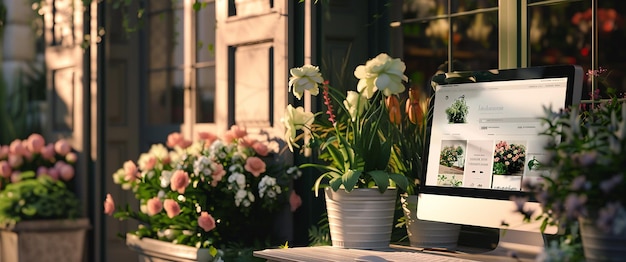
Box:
0;218;90;262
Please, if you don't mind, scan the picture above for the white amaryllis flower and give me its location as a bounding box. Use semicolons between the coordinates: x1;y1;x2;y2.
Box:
281;105;315;151
288;65;324;100
343;91;369;122
354;53;408;98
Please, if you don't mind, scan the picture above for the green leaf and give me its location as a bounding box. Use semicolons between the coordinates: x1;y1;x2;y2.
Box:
342;169;361;191
329;177;342;192
388;172;408;192
368;170;390;193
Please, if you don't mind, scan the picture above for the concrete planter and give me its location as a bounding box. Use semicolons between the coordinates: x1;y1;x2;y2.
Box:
0;218;90;262
126;233;214;262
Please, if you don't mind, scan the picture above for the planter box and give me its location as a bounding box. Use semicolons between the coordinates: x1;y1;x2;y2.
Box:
126;233;214;262
0;218;90;262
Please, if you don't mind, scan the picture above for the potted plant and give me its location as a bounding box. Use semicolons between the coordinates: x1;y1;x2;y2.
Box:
282;53;414;249
105;127;302;262
0;133;90;262
516;80;626;261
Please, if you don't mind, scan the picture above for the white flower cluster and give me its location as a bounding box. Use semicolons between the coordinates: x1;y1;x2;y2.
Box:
258;176;281;199
227;172;255;207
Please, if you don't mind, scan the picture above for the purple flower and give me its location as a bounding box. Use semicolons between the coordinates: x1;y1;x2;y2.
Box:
564;193;587;219
600;174;624;194
569;176;587;191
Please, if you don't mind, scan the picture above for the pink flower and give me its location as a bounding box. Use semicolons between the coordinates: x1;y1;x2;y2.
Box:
198;132;218;147
36;166;49;177
104;194;115;216
41;143;56;161
244;157;266;177
47;167;60;180
224;125;247;143
56;161;75;181
0;161;12;178
146;197;163;216
289;191;302;212
252;141;270;156
197;211;216;232
10;172;21;183
163;199;181;218
211;164;226;187
8;154;23;168
9;139;28;156
170;170;190;194
54;139;72;156
142;156;157;171
26;133;46;153
0;145;9;159
123;161;139;181
166;132;184;148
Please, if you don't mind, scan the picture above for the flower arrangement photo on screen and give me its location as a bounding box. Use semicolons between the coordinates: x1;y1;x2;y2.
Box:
492;140;526;175
445;95;468;123
439;144;464;168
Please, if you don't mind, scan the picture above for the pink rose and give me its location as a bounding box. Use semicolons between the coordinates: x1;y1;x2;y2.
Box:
146;197;163;216
252;141;270;156
223;125;247;143
41;143;56;161
8;154;23;168
0;161;12;178
104;193;115;216
198;132;218;147
290;191;303;212
163;199;181;218
166;132;184;148
56;161;75;181
211;164;226;187
26;133;46;153
123;161;138;181
244;157;266;177
143;156;157;171
178;139;193;149
170;170;190;194
54;139;72;156
36;166;49;177
197;211;216;232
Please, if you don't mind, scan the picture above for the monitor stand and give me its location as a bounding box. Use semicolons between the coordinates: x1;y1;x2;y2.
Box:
480;229;546;260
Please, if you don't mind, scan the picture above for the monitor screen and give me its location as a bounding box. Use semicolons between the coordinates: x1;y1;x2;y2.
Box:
417;65;583;235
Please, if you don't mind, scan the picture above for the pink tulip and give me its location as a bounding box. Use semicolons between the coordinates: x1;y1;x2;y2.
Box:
54;139;72;156
146;197;163;216
290;191;303;212
0;161;12;178
104;194;115;216
170;170;190;194
26;133;46;153
244;157;266;177
163;199;181;218
211;164;226;187
123;161;138;181
198;212;216;232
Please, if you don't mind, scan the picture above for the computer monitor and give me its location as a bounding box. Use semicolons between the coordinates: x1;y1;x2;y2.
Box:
417;65;583;255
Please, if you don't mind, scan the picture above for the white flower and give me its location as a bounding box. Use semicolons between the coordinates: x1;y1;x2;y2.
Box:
160;170;173;188
354;53;408;98
281;105;315;151
289;65;324;100
343;91;369;122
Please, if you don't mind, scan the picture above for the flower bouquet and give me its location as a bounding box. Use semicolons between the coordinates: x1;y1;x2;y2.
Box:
492;140;526;175
0;133;80;225
105;126;301;261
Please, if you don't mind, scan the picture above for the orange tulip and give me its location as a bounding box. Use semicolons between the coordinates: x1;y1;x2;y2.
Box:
406;88;424;124
386;95;401;125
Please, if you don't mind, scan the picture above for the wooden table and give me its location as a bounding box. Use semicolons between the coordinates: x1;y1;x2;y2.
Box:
253;245;536;262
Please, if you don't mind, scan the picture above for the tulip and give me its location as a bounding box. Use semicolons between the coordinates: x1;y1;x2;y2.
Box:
386;95;401;125
406;88;424;124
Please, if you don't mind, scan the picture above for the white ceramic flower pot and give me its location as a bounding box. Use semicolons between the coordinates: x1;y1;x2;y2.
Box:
401;194;461;249
324;187;397;249
126;233;214;262
579;218;626;262
0;218;90;262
